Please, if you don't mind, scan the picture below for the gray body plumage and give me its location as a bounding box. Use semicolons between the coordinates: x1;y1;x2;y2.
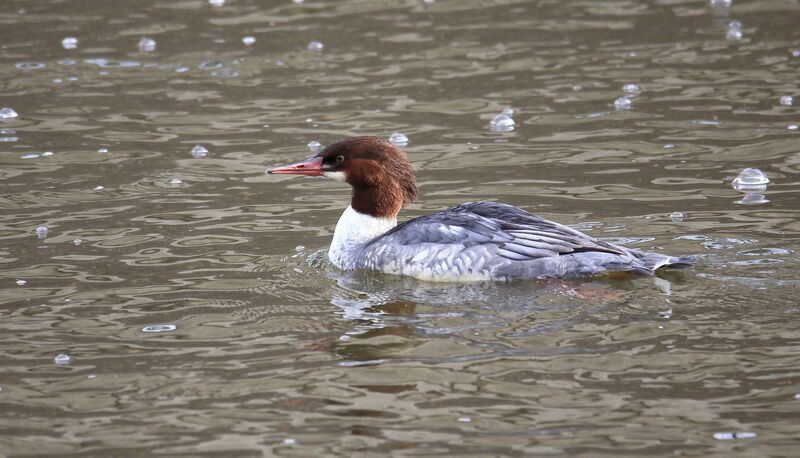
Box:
348;201;693;282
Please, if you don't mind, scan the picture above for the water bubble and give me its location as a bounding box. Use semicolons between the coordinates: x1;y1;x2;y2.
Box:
307;140;322;153
98;148;108;153
16;279;27;286
21;154;40;159
792;50;800;57
54;353;71;364
307;41;324;51
88;374;97;379
572;84;582;91
73;239;83;245
0;107;19;120
41;151;53;157
84;58;140;68
669;211;685;222
283;438;297;445
94;185;104;191
169;178;183;186
62;37;78;49
0;128;14;134
242;36;256;46
780;95;794;106
142;324;177;333
36;226;48;239
209;0;225;5
622;83;641;93
388;132;409;146
732;168;769;190
176;67;189;73
794;393;800;400
15;62;45;70
732;168;769;204
501;107;514;116
292;0;304;3
614;96;632;110
663;144;675;148
725;29;742;41
138;38;156;52
710;0;732;6
489;113;515;132
457;417;472;422
736;193;769;205
191;145;208;158
713;431;756;440
788;125;799;130
726;23;742;40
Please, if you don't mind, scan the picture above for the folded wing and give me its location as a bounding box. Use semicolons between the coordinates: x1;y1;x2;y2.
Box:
371;201;623;259
361;201;638;280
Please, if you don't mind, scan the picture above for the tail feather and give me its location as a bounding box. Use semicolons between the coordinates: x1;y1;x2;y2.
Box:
602;262;654;276
630;250;697;271
663;255;696;269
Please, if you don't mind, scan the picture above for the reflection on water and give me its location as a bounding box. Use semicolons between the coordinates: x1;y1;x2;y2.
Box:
1;0;800;455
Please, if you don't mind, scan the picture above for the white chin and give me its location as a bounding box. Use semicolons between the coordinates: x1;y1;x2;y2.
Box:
323;171;347;182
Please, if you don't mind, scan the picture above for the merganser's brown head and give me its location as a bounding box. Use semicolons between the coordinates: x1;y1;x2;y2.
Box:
267;136;418;218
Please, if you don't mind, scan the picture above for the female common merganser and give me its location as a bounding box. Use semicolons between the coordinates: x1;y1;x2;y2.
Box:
267;136;694;282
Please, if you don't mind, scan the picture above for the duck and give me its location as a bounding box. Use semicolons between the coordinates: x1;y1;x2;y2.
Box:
267;136;694;282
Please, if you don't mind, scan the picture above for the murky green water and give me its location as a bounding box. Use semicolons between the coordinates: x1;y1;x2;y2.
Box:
2;0;799;455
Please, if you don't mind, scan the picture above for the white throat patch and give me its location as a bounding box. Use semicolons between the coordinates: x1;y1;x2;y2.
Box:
323;170;347;182
328;205;396;270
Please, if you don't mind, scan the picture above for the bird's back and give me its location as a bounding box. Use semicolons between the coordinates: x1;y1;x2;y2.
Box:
359;202;693;281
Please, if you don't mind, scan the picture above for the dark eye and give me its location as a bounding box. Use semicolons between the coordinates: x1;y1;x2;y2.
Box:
335;154;345;163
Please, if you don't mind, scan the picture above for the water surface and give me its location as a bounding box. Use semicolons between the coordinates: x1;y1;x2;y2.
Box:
1;0;799;455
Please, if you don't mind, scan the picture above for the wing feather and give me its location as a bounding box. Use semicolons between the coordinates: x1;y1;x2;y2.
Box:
366;201;623;263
